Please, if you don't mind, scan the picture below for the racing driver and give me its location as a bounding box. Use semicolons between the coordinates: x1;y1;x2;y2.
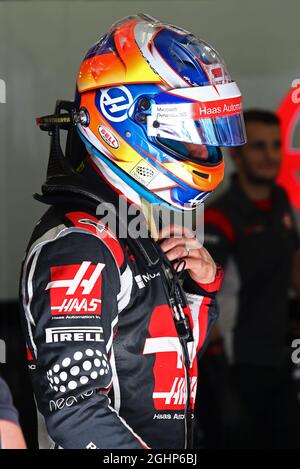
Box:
19;14;246;449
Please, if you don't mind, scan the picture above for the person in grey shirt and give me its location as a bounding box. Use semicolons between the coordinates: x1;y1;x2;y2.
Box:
0;377;26;449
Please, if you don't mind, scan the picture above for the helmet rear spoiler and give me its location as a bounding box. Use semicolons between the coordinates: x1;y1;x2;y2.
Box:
36;100;86;180
36;100;74;131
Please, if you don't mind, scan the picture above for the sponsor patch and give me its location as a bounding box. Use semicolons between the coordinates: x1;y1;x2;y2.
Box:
46;261;104;316
46;349;109;394
143;304;198;410
130;161;157;186
196;97;242;118
49;390;94;412
86;442;98;449
45;327;104;344
134;272;160;289
99;86;133;122
98;126;119;149
151;96;242;120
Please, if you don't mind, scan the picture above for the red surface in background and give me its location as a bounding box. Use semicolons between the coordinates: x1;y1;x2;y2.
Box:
277;85;300;210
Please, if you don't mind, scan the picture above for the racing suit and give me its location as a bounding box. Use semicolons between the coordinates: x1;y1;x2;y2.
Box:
19;160;222;449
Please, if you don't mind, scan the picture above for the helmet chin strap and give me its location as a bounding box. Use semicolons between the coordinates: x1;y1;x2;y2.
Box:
141;199;160;241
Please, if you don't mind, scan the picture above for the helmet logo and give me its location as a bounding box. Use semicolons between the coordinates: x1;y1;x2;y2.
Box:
98;126;119;149
99;86;133;122
205;64;227;85
188;192;206;205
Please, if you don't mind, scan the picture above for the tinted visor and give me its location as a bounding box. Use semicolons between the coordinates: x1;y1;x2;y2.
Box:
156;138;222;165
147;82;247;147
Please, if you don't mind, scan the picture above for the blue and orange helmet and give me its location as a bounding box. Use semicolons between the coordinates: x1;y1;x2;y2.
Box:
75;14;246;210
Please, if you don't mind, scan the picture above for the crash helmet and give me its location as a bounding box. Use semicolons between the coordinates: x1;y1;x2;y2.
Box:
75;14;246;210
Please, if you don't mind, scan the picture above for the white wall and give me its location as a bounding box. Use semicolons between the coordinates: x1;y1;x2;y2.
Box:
0;0;299;299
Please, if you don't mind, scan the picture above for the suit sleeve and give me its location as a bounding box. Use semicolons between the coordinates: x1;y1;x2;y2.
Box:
22;231;148;449
183;268;223;357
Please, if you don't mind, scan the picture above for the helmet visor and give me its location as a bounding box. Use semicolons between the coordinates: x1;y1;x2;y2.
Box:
147;82;247;147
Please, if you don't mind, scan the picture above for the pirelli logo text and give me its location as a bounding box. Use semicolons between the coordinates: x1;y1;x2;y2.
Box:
45;327;104;344
46;261;104;316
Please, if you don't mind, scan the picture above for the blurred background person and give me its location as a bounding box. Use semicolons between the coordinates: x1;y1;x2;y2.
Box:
0;376;26;449
198;109;300;448
0;303;38;448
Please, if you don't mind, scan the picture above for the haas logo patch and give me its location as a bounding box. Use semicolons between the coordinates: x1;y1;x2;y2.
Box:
46;261;104;316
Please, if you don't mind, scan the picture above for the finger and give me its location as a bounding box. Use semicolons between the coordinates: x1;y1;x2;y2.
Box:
173;257;200;272
163;245;190;262
173;258;216;283
159;238;179;253
158;224;196;241
158;224;183;240
159;236;201;253
185;238;202;250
